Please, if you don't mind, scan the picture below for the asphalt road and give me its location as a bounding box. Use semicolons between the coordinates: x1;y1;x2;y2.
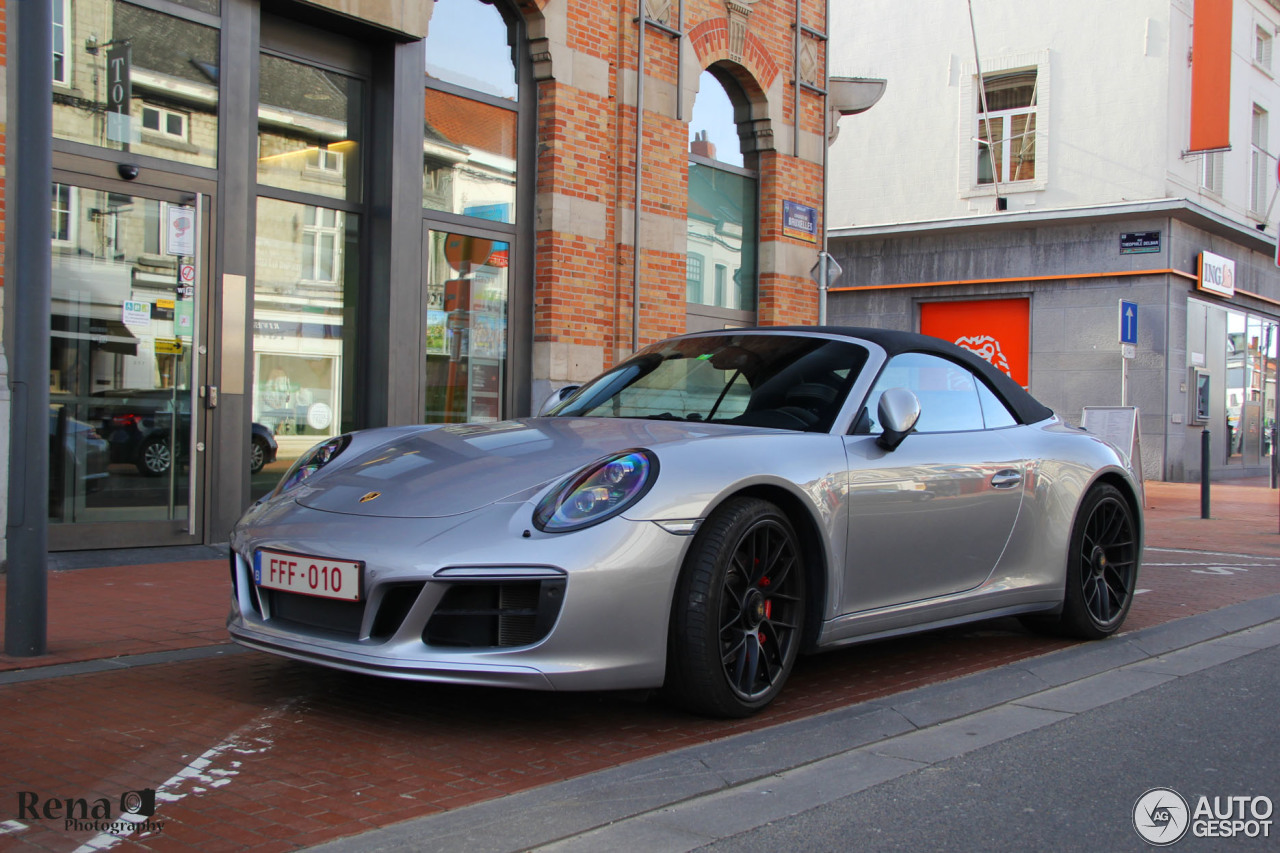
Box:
697;643;1280;852
308;593;1280;853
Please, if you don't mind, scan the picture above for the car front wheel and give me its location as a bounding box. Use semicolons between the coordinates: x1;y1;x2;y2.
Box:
137;437;172;477
664;496;805;718
250;436;269;474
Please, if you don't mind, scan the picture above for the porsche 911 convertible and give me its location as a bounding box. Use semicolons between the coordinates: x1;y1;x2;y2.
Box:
227;327;1142;717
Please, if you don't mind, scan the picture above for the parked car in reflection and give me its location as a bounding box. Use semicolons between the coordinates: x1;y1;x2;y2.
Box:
91;389;278;476
48;405;110;493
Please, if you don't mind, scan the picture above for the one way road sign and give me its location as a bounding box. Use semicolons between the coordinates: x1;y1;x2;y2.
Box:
1119;300;1138;345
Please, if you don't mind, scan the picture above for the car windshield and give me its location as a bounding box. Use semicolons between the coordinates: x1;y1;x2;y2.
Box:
550;334;869;432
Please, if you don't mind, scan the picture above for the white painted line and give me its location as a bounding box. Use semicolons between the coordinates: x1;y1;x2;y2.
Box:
0;820;28;836
70;699;302;852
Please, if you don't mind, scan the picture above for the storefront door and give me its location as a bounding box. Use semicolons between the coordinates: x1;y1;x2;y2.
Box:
422;227;511;423
49;172;212;550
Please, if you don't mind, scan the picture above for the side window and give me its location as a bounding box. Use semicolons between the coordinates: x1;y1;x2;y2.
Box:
861;352;987;433
976;381;1018;428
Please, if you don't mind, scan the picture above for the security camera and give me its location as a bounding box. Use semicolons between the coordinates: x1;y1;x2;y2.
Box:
117;163;140;181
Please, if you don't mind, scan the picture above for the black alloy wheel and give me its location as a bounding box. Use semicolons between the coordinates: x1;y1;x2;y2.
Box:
665;497;806;717
1060;484;1138;638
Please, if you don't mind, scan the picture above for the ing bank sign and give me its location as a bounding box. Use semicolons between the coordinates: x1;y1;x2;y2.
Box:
1197;251;1236;298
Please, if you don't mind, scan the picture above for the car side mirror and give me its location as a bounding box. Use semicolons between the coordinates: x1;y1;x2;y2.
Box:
876;387;921;451
538;385;580;416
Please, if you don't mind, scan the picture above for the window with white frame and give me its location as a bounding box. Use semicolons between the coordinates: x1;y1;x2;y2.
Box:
686;253;704;303
1203;150;1225;195
302;205;343;284
52;0;71;85
1257;25;1274;72
51;183;78;246
1252;105;1270;215
306;147;344;175
976;69;1038;185
141;105;189;141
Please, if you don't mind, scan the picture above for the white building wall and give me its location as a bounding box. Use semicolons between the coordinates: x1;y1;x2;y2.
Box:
829;0;1280;234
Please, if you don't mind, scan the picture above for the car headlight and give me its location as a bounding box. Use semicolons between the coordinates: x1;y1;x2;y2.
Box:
274;434;352;495
533;449;658;532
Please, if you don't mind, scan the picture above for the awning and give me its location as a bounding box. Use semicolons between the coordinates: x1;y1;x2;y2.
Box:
51;314;139;356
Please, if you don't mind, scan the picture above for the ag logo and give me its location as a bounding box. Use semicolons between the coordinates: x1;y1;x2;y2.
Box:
1134;787;1190;846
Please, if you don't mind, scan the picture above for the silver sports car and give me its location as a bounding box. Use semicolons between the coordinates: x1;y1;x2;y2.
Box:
228;327;1142;717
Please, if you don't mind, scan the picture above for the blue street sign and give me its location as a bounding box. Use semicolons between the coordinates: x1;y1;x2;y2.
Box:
1119;300;1138;345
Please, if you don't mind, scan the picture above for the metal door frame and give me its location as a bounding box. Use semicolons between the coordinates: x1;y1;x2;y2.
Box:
49;162;218;550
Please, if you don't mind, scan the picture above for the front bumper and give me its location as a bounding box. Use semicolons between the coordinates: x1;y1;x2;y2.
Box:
227;498;694;691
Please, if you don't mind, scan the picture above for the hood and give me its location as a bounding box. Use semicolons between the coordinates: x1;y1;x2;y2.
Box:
293;417;755;518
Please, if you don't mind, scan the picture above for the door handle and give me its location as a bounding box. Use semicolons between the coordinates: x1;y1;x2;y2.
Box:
991;469;1022;489
202;385;219;409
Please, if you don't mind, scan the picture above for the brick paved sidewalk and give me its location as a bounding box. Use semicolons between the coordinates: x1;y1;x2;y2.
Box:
1;478;1278;673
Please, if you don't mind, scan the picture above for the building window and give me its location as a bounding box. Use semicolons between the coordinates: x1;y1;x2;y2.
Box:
1203;150;1225;195
52;0;71;85
1257;26;1274;72
1252;105;1269;215
976;69;1037;185
686;253;705;303
51;183;77;246
51;2;220;168
302;206;343;284
306;147;344;175
424;0;517;100
141;104;189;141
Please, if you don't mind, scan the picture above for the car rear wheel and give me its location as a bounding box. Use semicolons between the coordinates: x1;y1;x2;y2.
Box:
137;436;172;477
1026;483;1138;639
664;497;805;718
250;436;269;474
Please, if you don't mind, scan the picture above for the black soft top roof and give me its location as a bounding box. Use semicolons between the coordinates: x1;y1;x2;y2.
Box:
713;326;1055;426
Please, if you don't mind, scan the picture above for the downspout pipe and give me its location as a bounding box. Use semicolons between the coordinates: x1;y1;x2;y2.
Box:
632;0;647;353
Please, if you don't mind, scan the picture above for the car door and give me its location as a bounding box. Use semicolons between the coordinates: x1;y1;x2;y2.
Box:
840;352;1026;614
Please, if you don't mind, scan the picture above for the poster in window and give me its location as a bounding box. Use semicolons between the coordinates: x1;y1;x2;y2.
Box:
920;298;1030;388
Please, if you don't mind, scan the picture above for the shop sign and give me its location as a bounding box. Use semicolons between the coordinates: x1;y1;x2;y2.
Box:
105;42;135;143
122;300;151;328
1120;231;1161;254
782;201;817;243
1197;251;1235;298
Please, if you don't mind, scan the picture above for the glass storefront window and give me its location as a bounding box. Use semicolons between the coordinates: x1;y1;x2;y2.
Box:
49;184;199;524
424;231;509;423
52;1;220;169
687;162;757;311
423;88;517;222
258;53;364;203
424;0;517;100
253;198;360;498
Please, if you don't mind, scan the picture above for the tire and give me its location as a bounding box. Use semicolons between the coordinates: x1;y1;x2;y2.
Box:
137;436;172;477
664;497;806;718
1027;484;1138;639
250;436;269;474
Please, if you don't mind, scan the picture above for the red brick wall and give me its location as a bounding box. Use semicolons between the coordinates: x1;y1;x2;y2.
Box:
530;0;829;368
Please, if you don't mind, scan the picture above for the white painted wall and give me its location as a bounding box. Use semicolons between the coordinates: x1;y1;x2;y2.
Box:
829;0;1280;231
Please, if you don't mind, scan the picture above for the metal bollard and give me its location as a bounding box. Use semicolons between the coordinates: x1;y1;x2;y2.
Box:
1201;428;1211;519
